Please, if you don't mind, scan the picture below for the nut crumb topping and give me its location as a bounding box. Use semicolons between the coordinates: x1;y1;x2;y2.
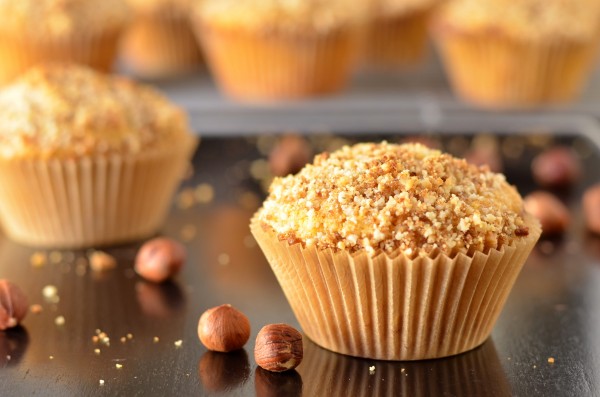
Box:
257;142;527;258
0;64;192;159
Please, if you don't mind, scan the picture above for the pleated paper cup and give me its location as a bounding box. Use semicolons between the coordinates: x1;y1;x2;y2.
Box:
299;339;511;396
0;28;123;85
121;8;204;79
0;136;197;248
364;8;432;67
432;27;600;108
195;23;361;101
251;214;541;361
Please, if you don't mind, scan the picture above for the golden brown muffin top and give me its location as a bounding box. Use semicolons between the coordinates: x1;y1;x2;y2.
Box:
0;0;130;38
434;0;600;41
376;0;438;18
126;0;190;14
193;0;369;33
256;142;529;258
0;64;192;159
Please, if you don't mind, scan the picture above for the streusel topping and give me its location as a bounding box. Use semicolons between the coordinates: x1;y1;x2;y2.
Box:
127;0;191;14
0;64;192;159
435;0;600;41
256;142;528;258
194;0;368;33
0;0;130;38
376;0;437;18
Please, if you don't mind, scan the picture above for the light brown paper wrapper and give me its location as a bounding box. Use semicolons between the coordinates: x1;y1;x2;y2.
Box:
195;23;361;101
121;8;203;79
432;28;600;108
0;136;197;248
364;8;432;67
0;28;123;85
251;214;541;360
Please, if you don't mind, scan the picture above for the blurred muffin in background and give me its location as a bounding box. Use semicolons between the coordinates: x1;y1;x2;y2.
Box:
431;0;600;108
121;0;203;79
0;64;197;248
364;0;438;68
192;0;368;101
0;0;130;85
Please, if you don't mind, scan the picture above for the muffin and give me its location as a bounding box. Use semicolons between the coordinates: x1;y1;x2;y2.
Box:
0;64;197;248
364;0;437;67
431;0;600;108
251;142;541;360
0;0;130;85
121;0;203;79
192;0;367;101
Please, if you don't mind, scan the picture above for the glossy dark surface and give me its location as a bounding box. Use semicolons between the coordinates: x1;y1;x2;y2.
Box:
0;133;599;397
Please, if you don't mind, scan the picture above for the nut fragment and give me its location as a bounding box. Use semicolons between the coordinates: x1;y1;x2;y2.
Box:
135;238;186;283
198;304;250;352
583;184;600;234
254;324;303;372
269;134;312;177
531;146;582;188
523;191;570;235
0;280;29;330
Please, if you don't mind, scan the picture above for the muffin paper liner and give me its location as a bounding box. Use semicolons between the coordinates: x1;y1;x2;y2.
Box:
432;28;600;108
364;8;432;67
0;136;197;248
121;8;204;79
0;28;123;85
251;214;541;360
299;339;512;395
195;23;361;101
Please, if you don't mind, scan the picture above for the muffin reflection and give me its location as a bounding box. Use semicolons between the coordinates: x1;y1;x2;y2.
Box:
298;338;511;397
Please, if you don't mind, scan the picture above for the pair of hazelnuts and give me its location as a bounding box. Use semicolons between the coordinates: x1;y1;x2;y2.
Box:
198;304;303;373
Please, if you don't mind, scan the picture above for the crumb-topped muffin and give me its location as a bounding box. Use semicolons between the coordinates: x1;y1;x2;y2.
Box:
365;0;438;67
121;0;203;78
0;0;130;84
431;0;600;107
252;141;541;360
192;0;368;100
0;64;196;247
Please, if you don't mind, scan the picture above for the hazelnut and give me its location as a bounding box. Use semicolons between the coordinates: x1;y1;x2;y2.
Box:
583;184;600;234
135;237;186;283
531;146;582;188
198;350;250;392
523;191;570;235
198;304;250;352
269;134;312;177
254;324;303;372
0;280;29;330
89;251;117;272
465;147;503;173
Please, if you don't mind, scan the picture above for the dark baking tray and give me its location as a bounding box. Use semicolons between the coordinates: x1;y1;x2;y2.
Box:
0;115;600;397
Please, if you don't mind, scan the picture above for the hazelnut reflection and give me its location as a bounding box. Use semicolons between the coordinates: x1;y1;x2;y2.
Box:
0;326;29;366
254;368;303;397
135;281;184;318
198;350;250;393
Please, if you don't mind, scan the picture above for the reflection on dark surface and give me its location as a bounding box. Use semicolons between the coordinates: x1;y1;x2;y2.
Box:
298;339;510;397
254;367;303;397
0;327;28;367
198;350;250;393
135;280;185;318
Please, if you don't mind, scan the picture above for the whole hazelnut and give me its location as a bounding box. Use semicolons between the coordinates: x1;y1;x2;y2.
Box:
583;184;600;234
254;324;303;372
135;237;186;283
531;146;582;188
269;134;312;177
523;191;571;235
0;280;29;330
198;304;250;352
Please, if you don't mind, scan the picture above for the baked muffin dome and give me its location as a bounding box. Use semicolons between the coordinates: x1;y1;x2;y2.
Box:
256;142;528;257
0;64;190;159
0;0;130;38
